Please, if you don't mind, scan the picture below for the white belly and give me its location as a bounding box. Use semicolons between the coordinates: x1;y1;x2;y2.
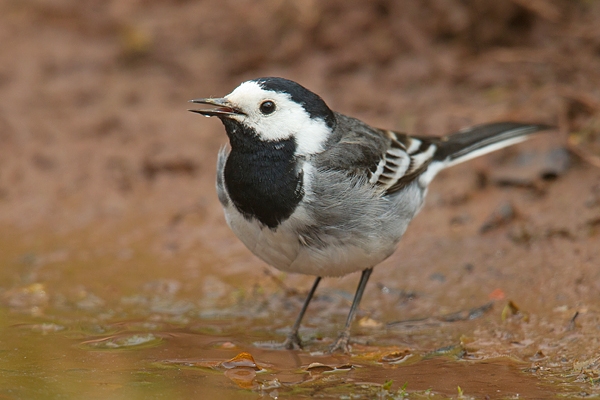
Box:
223;203;398;277
217;161;427;278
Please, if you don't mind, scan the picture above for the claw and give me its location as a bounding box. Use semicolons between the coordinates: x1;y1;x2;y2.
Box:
328;330;351;354
282;332;303;350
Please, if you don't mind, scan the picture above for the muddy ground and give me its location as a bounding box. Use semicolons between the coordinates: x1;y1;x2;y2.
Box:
1;0;600;398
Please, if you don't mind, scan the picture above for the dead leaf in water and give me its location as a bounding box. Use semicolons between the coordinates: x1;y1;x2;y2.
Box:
379;349;412;365
305;362;334;373
161;351;267;373
305;362;353;375
221;351;261;370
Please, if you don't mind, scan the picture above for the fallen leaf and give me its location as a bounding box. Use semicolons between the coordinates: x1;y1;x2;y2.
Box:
379;349;412;364
305;362;353;375
221;352;261;370
305;362;334;373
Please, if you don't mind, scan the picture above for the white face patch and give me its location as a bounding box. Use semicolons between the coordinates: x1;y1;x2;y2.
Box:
224;81;331;156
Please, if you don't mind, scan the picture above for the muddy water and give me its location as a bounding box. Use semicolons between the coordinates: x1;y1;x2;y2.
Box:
0;310;554;400
0;312;551;399
0;222;598;399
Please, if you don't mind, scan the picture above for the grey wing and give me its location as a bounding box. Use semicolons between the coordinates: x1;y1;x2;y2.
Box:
314;117;548;197
314;113;438;195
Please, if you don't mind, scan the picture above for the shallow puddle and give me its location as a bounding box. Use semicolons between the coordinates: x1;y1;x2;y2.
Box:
0;310;555;399
0;224;599;399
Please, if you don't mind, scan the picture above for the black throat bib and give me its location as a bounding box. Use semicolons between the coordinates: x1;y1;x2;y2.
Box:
222;119;303;229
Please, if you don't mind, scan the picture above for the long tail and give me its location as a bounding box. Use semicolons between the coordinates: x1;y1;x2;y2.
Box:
420;122;552;185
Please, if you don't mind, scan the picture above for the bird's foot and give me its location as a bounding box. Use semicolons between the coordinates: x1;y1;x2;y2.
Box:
328;330;351;354
282;331;303;350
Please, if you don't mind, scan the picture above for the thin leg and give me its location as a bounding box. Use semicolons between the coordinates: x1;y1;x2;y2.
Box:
282;276;322;350
329;268;374;353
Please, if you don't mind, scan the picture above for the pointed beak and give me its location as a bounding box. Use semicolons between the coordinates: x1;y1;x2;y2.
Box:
188;98;244;117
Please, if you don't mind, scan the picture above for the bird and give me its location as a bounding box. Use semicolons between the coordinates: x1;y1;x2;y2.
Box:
189;77;550;353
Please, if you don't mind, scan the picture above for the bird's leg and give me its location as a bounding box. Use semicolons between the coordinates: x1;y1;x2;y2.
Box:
329;268;373;353
282;276;322;350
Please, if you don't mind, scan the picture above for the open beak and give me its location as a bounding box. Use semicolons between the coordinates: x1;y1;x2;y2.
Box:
188;98;244;117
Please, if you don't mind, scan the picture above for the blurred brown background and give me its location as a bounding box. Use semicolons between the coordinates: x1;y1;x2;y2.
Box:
2;0;599;232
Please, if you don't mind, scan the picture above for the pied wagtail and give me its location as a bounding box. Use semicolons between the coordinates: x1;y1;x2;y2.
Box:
189;77;550;353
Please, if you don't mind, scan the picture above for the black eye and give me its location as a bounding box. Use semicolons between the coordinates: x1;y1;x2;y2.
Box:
260;100;276;115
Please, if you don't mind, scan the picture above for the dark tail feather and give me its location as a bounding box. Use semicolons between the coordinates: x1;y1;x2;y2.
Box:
432;122;552;165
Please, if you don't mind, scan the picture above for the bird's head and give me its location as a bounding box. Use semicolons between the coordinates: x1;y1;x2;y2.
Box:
189;77;336;156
